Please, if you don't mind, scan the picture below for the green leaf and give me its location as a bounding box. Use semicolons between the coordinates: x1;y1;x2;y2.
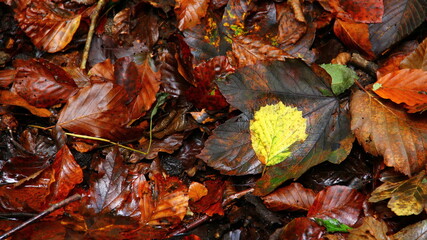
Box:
250;102;307;166
320;64;357;95
313;218;352;233
372;82;382;91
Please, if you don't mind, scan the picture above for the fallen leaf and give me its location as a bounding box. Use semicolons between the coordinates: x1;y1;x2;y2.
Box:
334;19;375;59
279;217;324;240
318;0;384;23
369;171;426;216
261;182;315;211
320;63;357;95
57;82;143;141
313;218;352;233
140;173;189;226
307;185;366;227
400;37;427;70
190;179;225;216
175;0;209;31
15;1;82;53
350;89;427;176
208;60;353;195
368;0;427;56
348;216;389;240
0;90;52;117
188;182;208;201
392;219;427;240
373;69;427;113
0;69;17;87
12;59;78;108
250;102;308;166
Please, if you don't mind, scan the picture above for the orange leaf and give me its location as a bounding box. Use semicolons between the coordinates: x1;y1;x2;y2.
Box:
0;90;52;117
262;182;315;212
188;182;208;201
350;89;427;176
318;0;384;23
373;69;427;113
175;0;210;31
15;1;82;53
334;19;375;60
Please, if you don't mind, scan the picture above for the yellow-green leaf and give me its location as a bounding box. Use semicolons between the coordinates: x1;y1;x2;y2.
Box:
250;102;307;166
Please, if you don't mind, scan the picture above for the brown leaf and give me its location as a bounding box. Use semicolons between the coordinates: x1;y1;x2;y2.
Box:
188;182;208;201
392;219;427;240
229;35;293;68
334;19;375;60
279;217;324;240
57;82;143;141
373;69;427;113
12;59;78;108
140;173;189;226
0;69;17;87
140;134;184;159
175;0;210;31
262;182;315;212
275;2;307;47
15;1;82;53
307;185;365;227
350;89;427;176
48;145;83;203
400;37;427;70
318;0;384;23
369;171;427;216
0;90;52;117
88;58;115;82
348;216;390;240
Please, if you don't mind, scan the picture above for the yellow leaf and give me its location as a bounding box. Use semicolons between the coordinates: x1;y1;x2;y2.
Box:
250;102;307;166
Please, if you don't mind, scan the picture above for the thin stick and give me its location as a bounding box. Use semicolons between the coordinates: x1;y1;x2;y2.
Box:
80;0;107;69
0;194;82;240
166;188;254;238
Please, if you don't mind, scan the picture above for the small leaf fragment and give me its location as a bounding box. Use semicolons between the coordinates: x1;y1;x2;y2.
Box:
250;102;308;166
320;63;357;95
313;218;352;233
372;83;382;91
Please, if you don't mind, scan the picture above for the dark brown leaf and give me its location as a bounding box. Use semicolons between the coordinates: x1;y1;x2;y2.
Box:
262;182;315;212
279;217;324;240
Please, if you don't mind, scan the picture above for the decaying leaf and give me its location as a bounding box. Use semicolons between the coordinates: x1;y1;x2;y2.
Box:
250;102;307;166
279;217;325;240
334;19;375;59
188;182;208;201
373;69;427;113
348;216;389;240
350;89;427;176
400;37;427;70
369;171;427;216
175;0;209;31
0;90;52;117
318;0;384;23
392;219;427;240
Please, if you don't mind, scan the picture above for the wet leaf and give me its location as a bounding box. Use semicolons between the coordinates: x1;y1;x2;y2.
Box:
15;1;82;53
190;179;225;216
368;0;427;56
373;69;427;113
211;60;353;195
320;63;357;95
350;89;427;176
307;185;366;227
369;171;427;216
334;19;375;59
140;173;189;226
0;90;52;117
261;182;315;212
392;219;427;240
279;217;324;240
250;102;308;166
198;113;263;175
12;59;78;108
188;182;208;201
318;0;384;23
57;82;143;141
175;0;209;31
400;37;427;70
348;216;389;240
313;218;352;233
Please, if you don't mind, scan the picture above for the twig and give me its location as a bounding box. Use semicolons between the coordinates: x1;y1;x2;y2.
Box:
80;0;107;69
0;194;82;240
166;188;254;238
349;53;378;77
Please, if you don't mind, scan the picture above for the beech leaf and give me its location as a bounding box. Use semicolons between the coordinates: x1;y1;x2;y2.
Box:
175;0;209;31
261;182;315;212
348;216;389;240
350;89;427;176
250;102;308;166
369;171;427;216
400;37;427;70
373;69;427;113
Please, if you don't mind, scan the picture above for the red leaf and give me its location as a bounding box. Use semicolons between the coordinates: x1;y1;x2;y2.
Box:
262;182;316;212
190;179;225;216
175;0;210;31
307;185;366;227
279;217;324;240
12;59;78;108
318;0;384;23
